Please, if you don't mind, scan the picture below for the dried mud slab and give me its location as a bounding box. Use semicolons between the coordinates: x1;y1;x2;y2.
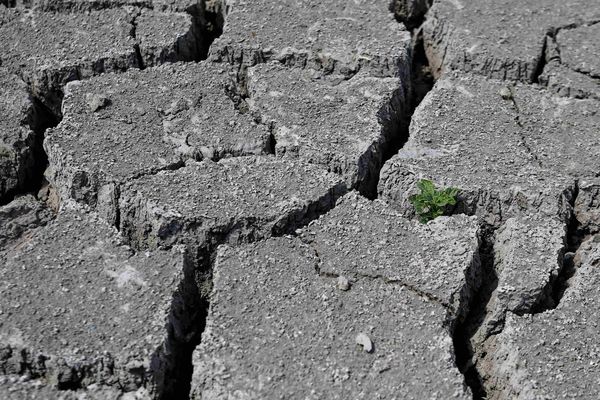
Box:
119;157;346;250
247;63;408;196
45;62;271;223
0;204;186;397
0;6;200;114
0;7;138;114
377;72;600;225
423;0;600;82
478;237;600;399
209;0;411;79
0;69;43;202
300;192;480;320
191;236;471;400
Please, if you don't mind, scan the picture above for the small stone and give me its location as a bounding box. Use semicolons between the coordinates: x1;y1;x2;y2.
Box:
86;93;110;112
499;87;513;100
355;333;373;353
336;276;351;291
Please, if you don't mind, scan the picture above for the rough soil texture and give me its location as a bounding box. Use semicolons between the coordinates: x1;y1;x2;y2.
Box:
192;234;471;400
1;0;600;399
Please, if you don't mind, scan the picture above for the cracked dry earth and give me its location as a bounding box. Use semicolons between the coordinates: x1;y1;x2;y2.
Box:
1;0;600;399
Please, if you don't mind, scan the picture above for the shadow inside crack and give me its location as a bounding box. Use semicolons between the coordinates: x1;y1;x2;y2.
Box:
150;245;211;400
451;224;498;400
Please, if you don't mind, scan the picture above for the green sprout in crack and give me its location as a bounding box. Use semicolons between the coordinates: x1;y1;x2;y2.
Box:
409;179;459;223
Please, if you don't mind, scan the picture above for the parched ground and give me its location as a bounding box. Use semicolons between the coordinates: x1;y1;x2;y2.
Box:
1;0;599;399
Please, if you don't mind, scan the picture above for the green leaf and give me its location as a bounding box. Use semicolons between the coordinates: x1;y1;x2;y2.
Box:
444;188;459;197
408;179;460;223
417;179;435;196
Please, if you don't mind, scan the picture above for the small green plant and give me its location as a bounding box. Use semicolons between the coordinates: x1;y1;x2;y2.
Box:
409;179;459;223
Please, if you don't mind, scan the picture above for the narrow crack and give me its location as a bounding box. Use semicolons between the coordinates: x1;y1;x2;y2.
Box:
361;83;410;199
532;30;551;83
348;274;454;310
573;68;600;81
301;236;453;309
555;19;600;33
128;160;187;183
190;0;226;61
130;11;146;70
452;223;498;400
0;94;60;206
505;88;543;168
150;242;211;399
266;122;277;155
371;20;435;199
27;98;61;199
529;181;586;313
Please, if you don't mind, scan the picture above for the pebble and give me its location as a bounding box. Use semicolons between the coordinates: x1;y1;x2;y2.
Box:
336;276;351;291
355;333;374;353
499;87;512;100
86;93;110;112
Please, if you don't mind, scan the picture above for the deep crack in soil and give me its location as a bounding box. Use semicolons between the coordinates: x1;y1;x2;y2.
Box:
0;96;59;206
530;182;587;314
373;18;435;200
452;224;498;400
